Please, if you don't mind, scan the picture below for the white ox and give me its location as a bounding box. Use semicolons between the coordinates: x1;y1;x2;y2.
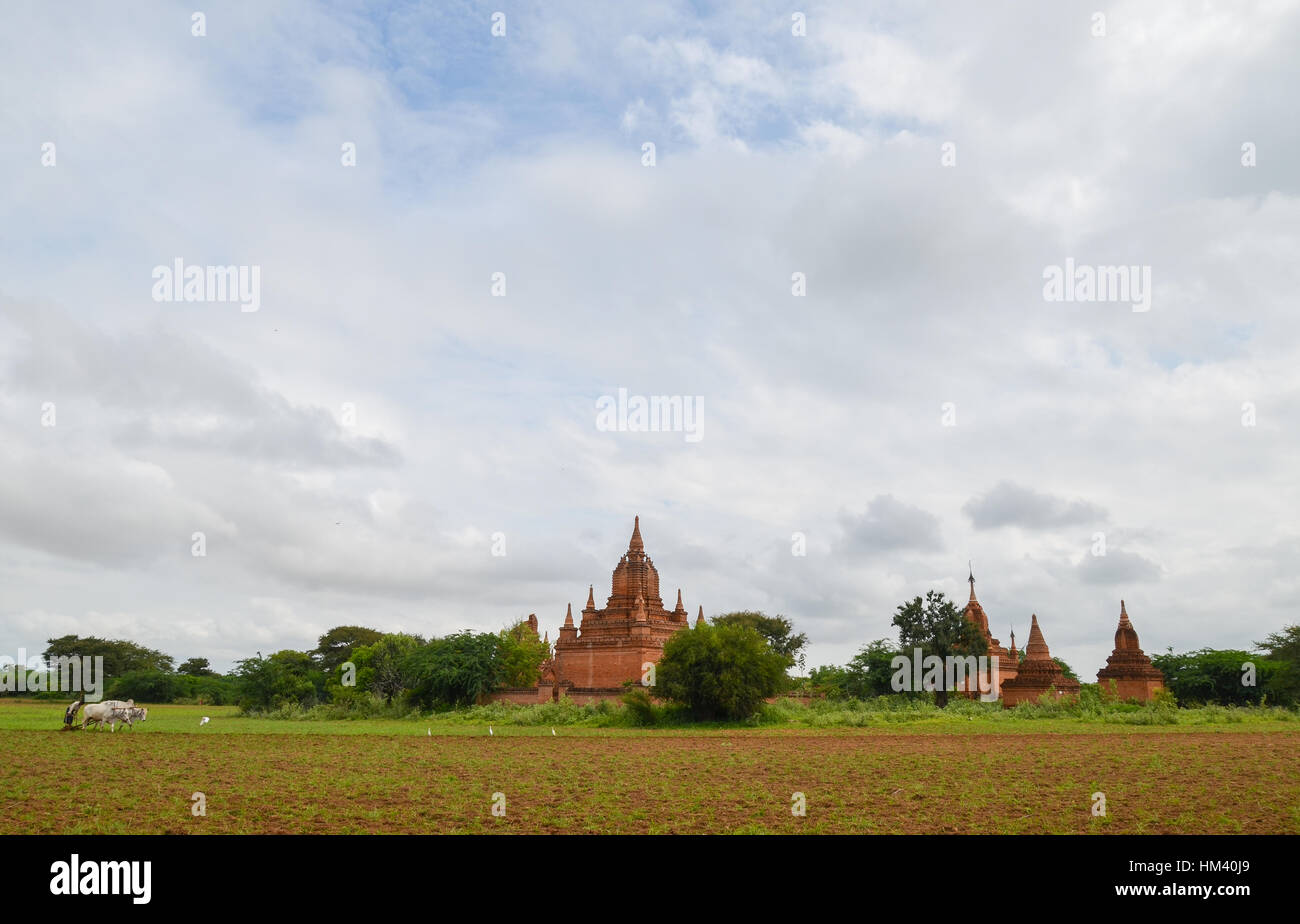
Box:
81;699;145;731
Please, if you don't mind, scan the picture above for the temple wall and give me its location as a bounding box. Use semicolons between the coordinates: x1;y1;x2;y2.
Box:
555;636;682;688
483;687;550;705
1098;677;1164;702
1001;684;1079;708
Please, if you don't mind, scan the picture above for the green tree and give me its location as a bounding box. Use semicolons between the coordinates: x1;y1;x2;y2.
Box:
350;634;423;704
1053;658;1078;681
1255;625;1300;705
405;631;502;709
314;626;385;674
807;664;849;699
711;611;808;673
177;657;217;677
107;670;182;703
843;639;901;699
655;622;788;720
496;619;551;688
43;635;174;677
1151;648;1280;706
234;650;323;710
891;591;988;707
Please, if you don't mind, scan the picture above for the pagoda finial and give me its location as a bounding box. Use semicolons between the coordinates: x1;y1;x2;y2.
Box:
563;603;574;627
1025;614;1051;660
1114;600;1140;650
586;585;595;609
696;605;705;627
968;561;977;601
629;515;644;552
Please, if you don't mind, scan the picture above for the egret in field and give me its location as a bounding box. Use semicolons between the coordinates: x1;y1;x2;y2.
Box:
551;728;556;736
489;726;494;736
199;716;210;726
427;727;431;736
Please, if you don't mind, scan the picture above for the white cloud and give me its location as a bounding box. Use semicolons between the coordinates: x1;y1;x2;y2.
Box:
1;0;1298;681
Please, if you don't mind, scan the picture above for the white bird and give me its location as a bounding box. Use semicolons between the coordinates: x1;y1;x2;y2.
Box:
199;717;210;726
489;726;494;736
427;728;431;736
551;728;556;736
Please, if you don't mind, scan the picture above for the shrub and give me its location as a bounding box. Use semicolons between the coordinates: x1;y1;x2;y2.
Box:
620;687;660;727
655;622;791;720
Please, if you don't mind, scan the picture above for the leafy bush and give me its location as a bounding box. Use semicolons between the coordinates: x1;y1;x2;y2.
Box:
404;631;502;708
655;622;788;720
234;650;325;711
620;687;660;726
1151;648;1283;706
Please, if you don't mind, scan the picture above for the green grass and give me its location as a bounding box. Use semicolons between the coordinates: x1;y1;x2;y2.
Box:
5;696;1297;736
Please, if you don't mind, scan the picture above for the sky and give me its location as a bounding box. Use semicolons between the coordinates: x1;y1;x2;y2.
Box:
1;0;1298;676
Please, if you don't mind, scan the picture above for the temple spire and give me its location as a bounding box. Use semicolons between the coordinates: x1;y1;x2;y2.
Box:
696;605;705;627
563;603;574;627
1025;614;1050;660
629;515;644;553
586;585;595;609
968;561;977;601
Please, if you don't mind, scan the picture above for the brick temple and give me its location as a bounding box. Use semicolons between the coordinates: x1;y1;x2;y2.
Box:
957;567;1019;698
494;516;697;704
1096;600;1165;701
998;613;1081;707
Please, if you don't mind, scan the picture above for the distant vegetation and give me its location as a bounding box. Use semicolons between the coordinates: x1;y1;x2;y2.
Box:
5;609;1297;720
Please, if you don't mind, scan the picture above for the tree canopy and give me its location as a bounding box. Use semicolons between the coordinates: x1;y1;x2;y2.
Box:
404;631;502;709
43;635;174;676
891;591;988;707
711;611;808;673
1152;647;1287;706
496;619;551;688
314;626;385;673
655;622;788;720
178;657;218;677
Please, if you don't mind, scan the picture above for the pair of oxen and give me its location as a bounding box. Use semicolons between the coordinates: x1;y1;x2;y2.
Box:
62;698;148;731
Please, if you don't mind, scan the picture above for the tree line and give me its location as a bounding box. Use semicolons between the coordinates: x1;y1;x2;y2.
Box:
6;596;1296;715
806;592;1300;708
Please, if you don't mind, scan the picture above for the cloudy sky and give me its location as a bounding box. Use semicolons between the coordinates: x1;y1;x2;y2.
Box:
2;1;1297;676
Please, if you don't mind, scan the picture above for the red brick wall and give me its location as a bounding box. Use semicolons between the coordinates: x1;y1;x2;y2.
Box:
1099;678;1164;702
483;687;548;705
555;640;665;689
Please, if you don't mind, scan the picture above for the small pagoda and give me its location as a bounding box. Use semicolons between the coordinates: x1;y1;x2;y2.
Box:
999;614;1080;707
1096;600;1165;701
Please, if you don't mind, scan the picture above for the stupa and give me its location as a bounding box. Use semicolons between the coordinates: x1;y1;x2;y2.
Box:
999;614;1081;707
1095;600;1164;701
